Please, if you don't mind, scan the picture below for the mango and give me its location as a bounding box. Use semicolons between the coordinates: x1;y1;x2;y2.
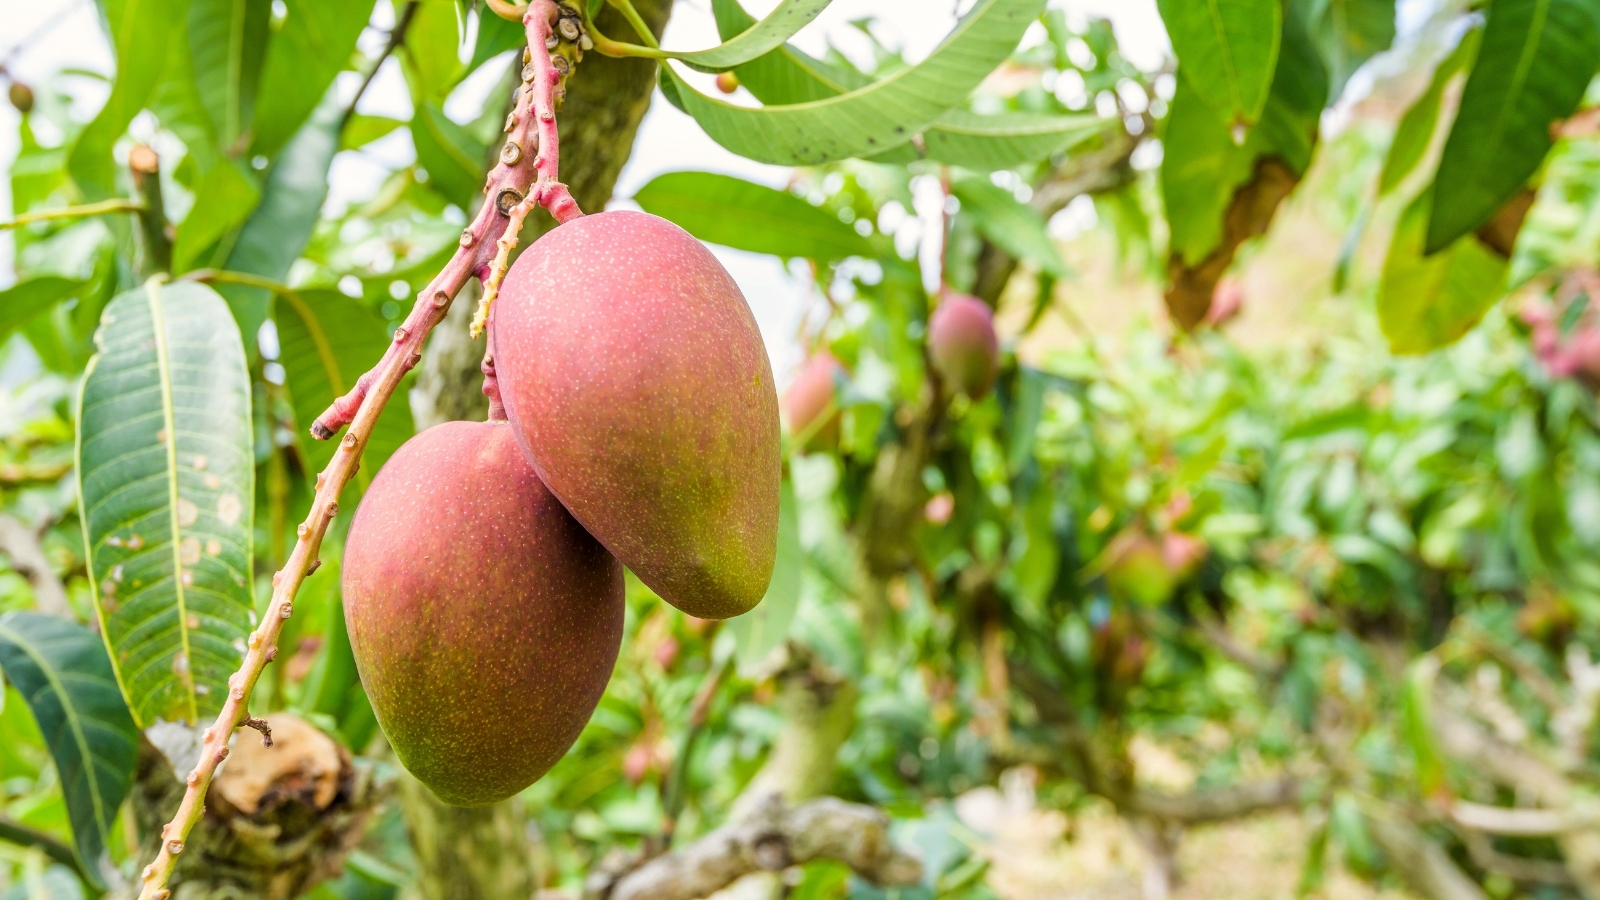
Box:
494;210;780;620
928;294;999;399
343;421;623;806
781;351;847;451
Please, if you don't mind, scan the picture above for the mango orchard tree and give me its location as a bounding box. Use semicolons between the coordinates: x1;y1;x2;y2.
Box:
2;1;1600;900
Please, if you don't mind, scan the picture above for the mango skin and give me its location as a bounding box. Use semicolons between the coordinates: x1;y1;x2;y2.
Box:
929;294;999;399
782;351;846;452
343;421;623;806
494;210;780;620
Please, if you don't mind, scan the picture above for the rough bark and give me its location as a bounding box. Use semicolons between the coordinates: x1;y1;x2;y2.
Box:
732;647;858;820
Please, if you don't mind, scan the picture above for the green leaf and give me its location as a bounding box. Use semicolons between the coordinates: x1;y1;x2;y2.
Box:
950;172;1069;278
634;171;873;262
68;0;190;198
727;477;800;676
1401;656;1445;798
0;277;88;345
664;0;833;72
250;0;379;157
1377;27;1479;196
172;159;261;273
1425;0;1600;253
274;289;415;493
340;114;405;151
0;613;138;890
1157;0;1282;128
402;0;465;100
188;0;273;148
1307;0;1396;99
918;110;1111;171
468;6;527;73
664;0;1047;165
1378;187;1508;354
220;94;343;346
77;280;255;727
412;101;489;209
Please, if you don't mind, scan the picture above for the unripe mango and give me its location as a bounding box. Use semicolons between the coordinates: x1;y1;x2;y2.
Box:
343;421;623;806
928;294;999;399
495;210;780;620
782;351;846;451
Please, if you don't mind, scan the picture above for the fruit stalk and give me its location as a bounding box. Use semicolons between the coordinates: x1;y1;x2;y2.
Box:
133;6;585;898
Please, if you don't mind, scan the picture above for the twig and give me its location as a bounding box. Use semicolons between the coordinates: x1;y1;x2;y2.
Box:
0;515;70;618
599;796;921;900
662;654;731;841
608;0;661;49
129;145;172;276
0;198;142;230
341;1;422;131
133;6;588;898
0;815;93;889
1449;800;1600;836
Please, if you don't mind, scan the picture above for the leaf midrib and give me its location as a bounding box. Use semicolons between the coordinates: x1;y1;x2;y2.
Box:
146;280;199;725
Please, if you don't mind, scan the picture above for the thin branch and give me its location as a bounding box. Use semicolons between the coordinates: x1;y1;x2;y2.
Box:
599;796;922;900
1459;830;1576;886
134;6;589;898
0;198;143;230
1130;776;1305;825
0;515;70;618
180;268;295;297
608;0;662;49
341;1;422;131
129;145;172;276
1450;801;1600;837
0;815;93;889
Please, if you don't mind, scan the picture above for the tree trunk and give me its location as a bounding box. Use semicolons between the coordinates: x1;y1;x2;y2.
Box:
396;773;540;900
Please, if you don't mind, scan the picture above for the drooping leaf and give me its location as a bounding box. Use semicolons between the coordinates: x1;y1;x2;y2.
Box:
1379;187;1509;354
274;289;415;494
250;0;379;157
727;477;800;676
1161;75;1259;267
1157;0;1282;128
0;277;88;345
0;612;138;890
1307;0;1397;100
68;0;190;198
341;114;405;151
950;172;1069;278
172;159;261;273
1425;0;1600;253
77;280;255;727
411;101;489;209
402;0;465;100
219;94;343;345
663;0;1047;165
187;0;273;148
468;5;528;73
1377;26;1480;196
659;0;833;72
715;0;869;104
634;171;873;262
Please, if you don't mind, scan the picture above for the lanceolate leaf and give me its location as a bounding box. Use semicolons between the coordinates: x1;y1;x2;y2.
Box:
68;0;190;198
275;289;416;496
1379;187;1508;354
0;613;138;890
664;0;1047;165
1157;0;1282;128
1307;0;1397;99
77;280;255;727
727;478;800;676
412;101;490;209
403;0;465;101
187;0;272;148
172;158;262;273
0;277;88;345
250;0;379;157
1425;0;1600;253
634;171;873;262
950;173;1070;278
1378;27;1480;196
664;0;833;72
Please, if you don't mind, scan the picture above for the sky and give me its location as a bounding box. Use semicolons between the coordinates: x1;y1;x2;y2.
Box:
0;0;1167;380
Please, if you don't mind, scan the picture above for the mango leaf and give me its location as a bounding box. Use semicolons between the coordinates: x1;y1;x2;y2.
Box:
77;280;255;727
274;289;415;494
1379;187;1508;354
663;0;1047;165
68;0;190;198
187;0;272;148
412;101;489;209
0;277;88;345
1157;0;1282;128
1425;0;1600;253
468;6;528;72
341;114;405;151
950;173;1069;278
1401;656;1446;798
1377;26;1479;196
1307;0;1396;100
727;477;800;676
659;0;833;72
402;0;465;100
250;0;379;157
172;159;261;273
220;94;343;346
634;171;873;262
918;110;1110;171
0;612;138;890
